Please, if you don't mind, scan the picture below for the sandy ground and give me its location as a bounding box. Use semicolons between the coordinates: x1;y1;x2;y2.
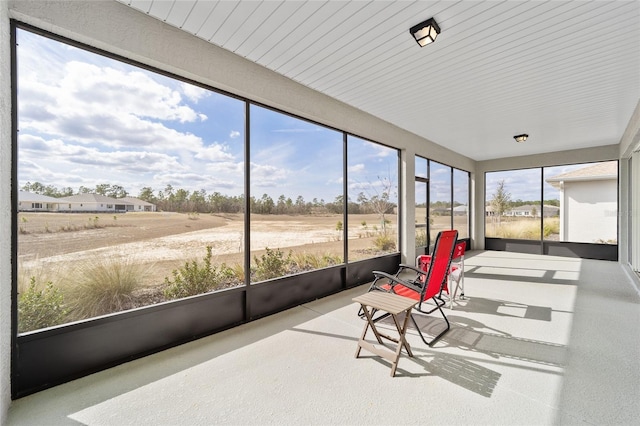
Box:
17;212;395;286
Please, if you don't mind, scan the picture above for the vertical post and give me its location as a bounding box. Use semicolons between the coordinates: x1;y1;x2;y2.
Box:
244;102;251;319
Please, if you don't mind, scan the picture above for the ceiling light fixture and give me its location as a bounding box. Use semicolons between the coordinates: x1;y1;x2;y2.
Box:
514;134;529;143
410;18;441;47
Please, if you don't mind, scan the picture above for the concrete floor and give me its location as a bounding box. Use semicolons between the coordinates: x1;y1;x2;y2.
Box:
6;251;640;425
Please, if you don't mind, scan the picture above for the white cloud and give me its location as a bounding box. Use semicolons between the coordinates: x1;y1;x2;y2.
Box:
18;61;210;152
372;144;392;158
181;82;210;104
230;130;240;139
194;144;235;162
19;135;186;175
250;162;290;187
348;163;365;173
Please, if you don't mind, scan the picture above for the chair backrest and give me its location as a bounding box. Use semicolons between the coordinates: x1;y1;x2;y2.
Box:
452;241;466;260
421;229;458;301
416;254;430;271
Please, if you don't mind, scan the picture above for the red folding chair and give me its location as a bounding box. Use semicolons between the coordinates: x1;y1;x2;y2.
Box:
448;241;466;308
416;239;466;309
368;229;458;346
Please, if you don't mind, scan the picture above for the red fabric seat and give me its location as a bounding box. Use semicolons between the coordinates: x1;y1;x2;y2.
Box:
367;229;458;346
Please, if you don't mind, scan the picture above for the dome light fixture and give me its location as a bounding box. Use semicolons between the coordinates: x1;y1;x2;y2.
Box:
410;18;441;47
514;134;529;143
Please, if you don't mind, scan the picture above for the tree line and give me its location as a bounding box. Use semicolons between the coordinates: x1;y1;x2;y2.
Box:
21;182;396;216
489;179;559;218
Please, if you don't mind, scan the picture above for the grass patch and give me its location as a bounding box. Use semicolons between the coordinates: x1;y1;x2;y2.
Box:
66;257;145;320
487;217;560;239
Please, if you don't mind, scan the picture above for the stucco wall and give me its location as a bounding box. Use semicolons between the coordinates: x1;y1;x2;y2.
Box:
1;1;13;422
562;179;617;243
619;100;640;159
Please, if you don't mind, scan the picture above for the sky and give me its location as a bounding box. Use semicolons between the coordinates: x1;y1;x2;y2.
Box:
16;29;398;204
485;163;594;203
16;28;600;207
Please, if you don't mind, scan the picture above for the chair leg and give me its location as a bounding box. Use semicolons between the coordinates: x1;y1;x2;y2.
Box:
410;300;450;347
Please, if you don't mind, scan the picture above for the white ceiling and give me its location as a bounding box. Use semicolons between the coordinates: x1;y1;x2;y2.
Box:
117;0;640;161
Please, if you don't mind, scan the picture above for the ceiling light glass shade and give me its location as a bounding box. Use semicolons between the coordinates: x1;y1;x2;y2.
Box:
410;18;441;47
514;134;529;143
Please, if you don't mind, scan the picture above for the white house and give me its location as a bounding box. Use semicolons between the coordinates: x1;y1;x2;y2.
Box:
57;193;129;212
545;161;618;243
504;204;560;218
17;191;60;212
18;192;157;213
119;197;157;212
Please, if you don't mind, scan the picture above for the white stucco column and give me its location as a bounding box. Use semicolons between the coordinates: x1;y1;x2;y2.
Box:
1;0;14;420
400;147;416;264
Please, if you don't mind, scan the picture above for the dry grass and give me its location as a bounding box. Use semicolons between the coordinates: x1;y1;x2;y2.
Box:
486;217;560;239
65;257;148;321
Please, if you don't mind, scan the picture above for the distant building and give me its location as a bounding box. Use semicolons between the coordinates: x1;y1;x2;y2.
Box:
119;196;157;212
546;161;617;243
57;193;128;212
18;192;156;213
453;205;467;216
18;191;61;211
504;204;559;218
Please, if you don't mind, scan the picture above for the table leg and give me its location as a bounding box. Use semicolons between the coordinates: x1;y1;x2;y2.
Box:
389;310;413;376
355;304;384;358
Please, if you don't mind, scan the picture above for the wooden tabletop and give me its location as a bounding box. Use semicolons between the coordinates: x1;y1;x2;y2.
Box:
353;291;417;315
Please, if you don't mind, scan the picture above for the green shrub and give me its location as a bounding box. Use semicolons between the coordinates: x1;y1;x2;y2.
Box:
67;257;143;320
18;277;67;333
164;246;235;299
253;247;292;281
374;233;396;251
415;229;427;247
291;252;342;270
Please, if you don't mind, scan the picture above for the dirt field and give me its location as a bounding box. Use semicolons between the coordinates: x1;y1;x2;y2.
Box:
17;211;396;287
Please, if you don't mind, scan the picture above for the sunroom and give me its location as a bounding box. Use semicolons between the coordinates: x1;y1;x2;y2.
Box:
1;1;639;424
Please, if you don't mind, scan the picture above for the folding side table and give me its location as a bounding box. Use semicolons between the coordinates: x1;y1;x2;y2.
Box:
353;291;417;377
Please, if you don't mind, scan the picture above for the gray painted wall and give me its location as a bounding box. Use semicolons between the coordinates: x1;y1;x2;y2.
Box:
1;1;12;422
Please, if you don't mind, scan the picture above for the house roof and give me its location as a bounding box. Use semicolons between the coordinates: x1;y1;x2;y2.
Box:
119;197;155;206
546;161;618;189
18;191;60;203
59;193;129;204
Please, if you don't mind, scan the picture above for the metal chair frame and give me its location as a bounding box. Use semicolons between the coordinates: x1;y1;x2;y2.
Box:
366;230;458;346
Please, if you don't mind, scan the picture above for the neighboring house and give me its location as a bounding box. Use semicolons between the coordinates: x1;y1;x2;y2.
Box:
453;205;467;216
430;207;450;216
546;161;617;243
119;196;157;212
18;191;61;211
57;193;127;212
19;192;157;213
504;204;559;218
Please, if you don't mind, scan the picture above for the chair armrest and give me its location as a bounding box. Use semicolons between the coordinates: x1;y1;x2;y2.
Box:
371;270;423;294
398;264;426;275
